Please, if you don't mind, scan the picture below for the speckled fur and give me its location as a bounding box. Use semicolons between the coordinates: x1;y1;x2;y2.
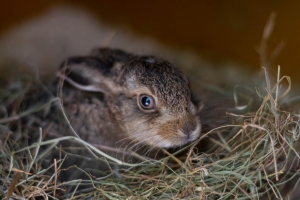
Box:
59;48;201;157
119;56;191;114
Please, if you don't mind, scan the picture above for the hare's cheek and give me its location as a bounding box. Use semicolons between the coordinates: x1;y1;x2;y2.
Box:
158;122;178;136
156;118;201;148
157;120;180;147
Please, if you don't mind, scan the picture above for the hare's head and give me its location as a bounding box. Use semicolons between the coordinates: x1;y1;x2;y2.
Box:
59;49;201;149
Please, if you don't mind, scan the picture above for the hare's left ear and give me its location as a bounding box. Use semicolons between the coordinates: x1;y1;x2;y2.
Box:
90;48;133;65
57;56;123;95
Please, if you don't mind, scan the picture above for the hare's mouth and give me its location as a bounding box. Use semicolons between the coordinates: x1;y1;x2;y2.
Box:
185;123;201;141
143;123;201;148
186;134;197;142
161;132;200;148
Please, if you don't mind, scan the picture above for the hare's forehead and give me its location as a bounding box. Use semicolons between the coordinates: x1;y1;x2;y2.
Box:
125;73;192;111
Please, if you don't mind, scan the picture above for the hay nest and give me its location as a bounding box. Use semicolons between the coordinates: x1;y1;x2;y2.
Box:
0;67;300;200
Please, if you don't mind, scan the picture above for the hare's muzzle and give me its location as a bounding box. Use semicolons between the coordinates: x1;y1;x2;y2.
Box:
182;121;197;137
155;115;201;148
179;116;201;140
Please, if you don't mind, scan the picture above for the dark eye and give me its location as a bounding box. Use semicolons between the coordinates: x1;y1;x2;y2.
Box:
138;95;156;110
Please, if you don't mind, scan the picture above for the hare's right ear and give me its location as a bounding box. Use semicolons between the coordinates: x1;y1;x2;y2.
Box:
90;48;132;66
57;56;123;95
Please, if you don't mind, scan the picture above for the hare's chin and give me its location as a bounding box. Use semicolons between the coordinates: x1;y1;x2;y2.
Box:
158;134;199;148
157;127;201;148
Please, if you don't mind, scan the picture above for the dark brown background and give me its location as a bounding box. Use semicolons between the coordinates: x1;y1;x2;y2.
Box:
1;0;300;84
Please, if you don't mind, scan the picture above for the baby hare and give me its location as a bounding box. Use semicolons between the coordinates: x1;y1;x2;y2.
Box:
57;48;201;160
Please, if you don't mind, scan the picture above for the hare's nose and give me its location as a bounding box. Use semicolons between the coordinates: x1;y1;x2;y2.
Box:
181;118;198;136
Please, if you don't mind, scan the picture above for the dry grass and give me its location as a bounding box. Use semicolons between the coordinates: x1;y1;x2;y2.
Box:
0;66;300;200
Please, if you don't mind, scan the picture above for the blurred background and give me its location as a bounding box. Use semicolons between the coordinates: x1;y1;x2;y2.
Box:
0;0;300;85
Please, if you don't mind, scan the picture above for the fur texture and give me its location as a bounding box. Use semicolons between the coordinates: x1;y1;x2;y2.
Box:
59;48;201;158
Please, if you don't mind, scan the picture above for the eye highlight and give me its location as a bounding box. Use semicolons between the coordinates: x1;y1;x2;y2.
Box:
138;95;156;110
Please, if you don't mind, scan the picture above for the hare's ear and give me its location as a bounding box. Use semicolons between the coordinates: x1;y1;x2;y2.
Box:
57;56;122;94
90;48;132;66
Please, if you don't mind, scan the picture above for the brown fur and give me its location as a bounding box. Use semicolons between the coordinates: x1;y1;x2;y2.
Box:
59;48;201;156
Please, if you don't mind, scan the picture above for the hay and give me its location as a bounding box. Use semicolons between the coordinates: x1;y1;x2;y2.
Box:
1;66;300;200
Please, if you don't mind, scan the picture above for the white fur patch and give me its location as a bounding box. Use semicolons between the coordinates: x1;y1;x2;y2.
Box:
145;58;155;63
